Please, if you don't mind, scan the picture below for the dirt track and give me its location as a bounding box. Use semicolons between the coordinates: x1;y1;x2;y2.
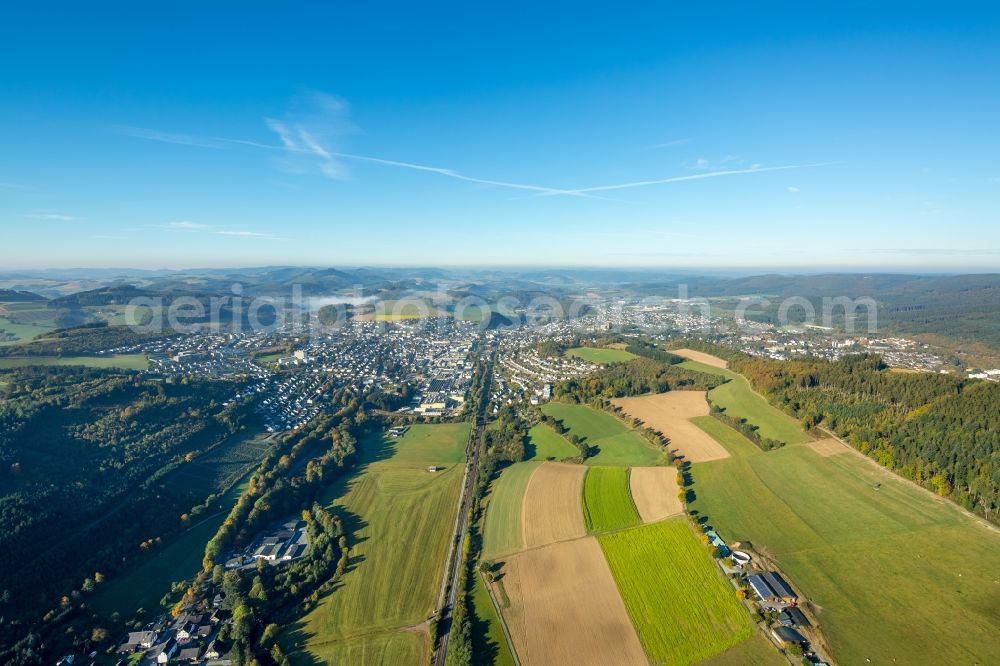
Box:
498;537;647;666
614;392;730;463
521;463;587;549
629;467;683;523
808;438;849;456
673;348;728;368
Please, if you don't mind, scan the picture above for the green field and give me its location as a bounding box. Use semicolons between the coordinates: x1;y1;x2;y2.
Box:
582;467;640;533
525;423;579;460
283;423;470;664
689;416;761;458
470;571;516;666
300;631;425;665
699;631;786;666
482;461;541;557
0;302;58;345
691;442;1000;664
541;402;664;466
599;518;753;665
566;346;636;364
678;359;810;444
0;353;149;370
372;298;443;320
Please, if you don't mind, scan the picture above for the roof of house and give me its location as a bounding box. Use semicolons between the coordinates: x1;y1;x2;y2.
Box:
177;647;202;660
748;574;778;598
786;606;811;627
761;571;797;598
773;626;807;644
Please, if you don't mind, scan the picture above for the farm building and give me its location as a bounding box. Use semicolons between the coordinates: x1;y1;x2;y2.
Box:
748;574;780;603
771;626;808;648
748;571;798;605
761;571;797;604
779;606;811;628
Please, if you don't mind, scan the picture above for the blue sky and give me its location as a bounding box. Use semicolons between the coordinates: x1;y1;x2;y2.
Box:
2;2;999;271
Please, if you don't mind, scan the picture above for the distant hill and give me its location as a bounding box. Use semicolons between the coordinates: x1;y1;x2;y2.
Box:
0;289;46;302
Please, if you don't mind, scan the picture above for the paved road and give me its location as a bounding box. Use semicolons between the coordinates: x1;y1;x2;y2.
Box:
434;341;496;666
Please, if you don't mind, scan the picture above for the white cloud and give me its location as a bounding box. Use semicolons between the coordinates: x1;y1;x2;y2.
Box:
537;163;840;197
265;92;355;180
787;186;800;193
167;220;210;230
122;93;839;200
647;138;693;149
215;230;281;239
24;212;76;221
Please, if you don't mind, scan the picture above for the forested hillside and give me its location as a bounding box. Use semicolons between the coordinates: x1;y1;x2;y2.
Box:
556;356;722;401
0;367;252;661
679;341;1000;523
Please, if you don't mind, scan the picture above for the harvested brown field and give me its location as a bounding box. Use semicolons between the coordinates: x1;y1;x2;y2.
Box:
808;438;849;457
498;537;647;666
673;348;728;368
629;467;683;523
614;392;730;463
521;463;586;548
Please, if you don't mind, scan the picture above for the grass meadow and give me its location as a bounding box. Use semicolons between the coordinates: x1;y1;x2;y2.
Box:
599;518;752;665
541;402;665;466
0;353;149;370
470;571;516;666
565;346;636;364
678;359;810;444
525;423;579;460
283;423;469;664
582;466;641;533
298;631;425;665
482;461;541;557
691;441;1000;665
689;415;761;458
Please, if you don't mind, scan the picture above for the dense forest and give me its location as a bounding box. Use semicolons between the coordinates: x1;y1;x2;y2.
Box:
678;340;1000;524
0;366;257;663
555;356;722;402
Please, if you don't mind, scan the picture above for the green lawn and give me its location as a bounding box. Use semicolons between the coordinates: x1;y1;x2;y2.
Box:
689;416;761;458
677;359;736;378
295;631;425;666
525;423;579;460
470;571;516;666
599;518;752;665
283;423;470;664
0;353;149;370
0;318;58;345
566;346;636;364
683;363;809;444
482;461;540;557
542;402;665;466
691;443;1000;665
582;467;641;533
699;631;785;666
